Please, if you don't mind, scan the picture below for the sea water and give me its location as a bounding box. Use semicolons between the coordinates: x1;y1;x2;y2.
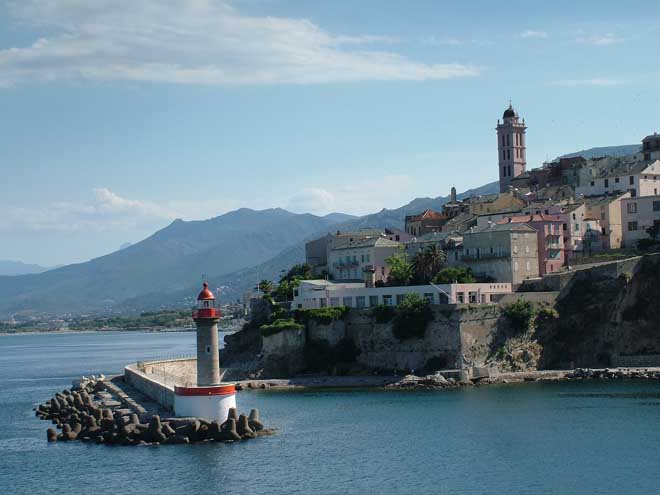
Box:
2;331;660;495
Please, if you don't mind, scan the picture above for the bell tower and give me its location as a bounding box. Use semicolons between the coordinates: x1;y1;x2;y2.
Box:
497;103;527;193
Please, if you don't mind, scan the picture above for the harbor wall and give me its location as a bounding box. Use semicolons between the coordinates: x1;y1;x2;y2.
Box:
124;363;175;410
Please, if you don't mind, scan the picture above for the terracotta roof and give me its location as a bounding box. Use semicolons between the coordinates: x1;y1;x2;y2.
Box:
405;209;447;222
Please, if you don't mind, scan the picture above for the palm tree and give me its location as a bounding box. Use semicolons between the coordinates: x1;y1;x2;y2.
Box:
412;245;446;283
257;279;274;294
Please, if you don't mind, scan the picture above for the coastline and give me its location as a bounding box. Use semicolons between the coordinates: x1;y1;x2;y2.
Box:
231;367;660;392
0;328;198;336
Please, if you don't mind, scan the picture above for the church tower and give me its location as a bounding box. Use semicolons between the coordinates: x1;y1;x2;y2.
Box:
496;103;527;193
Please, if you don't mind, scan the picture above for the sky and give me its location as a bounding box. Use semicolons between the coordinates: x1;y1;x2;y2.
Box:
1;0;660;266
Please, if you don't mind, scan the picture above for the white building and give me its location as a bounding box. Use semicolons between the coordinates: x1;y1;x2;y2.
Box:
293;279;512;309
621;195;660;247
328;237;402;282
575;160;660;198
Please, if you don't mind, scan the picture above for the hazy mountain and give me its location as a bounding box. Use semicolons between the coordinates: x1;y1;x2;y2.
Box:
0;208;348;316
322;212;357;223
0;260;53;276
559;144;640;160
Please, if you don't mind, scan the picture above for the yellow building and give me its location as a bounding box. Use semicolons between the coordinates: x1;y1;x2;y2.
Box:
467;191;526;216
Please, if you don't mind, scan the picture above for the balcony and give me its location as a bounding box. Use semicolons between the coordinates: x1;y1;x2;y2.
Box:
332;260;360;269
462;251;510;261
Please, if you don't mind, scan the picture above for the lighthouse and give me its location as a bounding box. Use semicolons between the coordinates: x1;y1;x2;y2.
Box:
173;282;236;421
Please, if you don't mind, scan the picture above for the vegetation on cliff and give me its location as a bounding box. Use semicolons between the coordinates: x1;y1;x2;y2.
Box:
392;294;433;340
293;306;349;325
432;266;475;284
260;318;304;337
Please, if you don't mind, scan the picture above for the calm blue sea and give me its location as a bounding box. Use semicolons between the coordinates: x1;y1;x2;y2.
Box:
2;331;660;495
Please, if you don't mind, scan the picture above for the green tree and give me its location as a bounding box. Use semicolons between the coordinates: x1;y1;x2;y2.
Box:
386;249;414;286
432;266;475;284
412;245;446;283
275;263;315;301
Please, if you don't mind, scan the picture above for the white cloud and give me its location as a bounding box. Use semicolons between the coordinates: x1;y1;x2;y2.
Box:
420;36;462;46
0;188;178;234
520;30;548;39
286;174;418;216
286;187;337;215
576;33;622;46
0;0;479;87
550;78;625;87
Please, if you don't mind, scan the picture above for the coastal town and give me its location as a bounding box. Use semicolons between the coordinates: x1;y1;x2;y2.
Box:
290;104;660;311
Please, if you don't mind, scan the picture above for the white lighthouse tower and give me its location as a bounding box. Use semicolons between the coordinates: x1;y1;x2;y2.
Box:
173;282;236;421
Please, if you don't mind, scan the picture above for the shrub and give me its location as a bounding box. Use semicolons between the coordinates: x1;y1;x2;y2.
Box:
294;306;349;325
260;318;304;337
433;266;476;284
372;304;396;323
502;300;536;333
392;294;433;340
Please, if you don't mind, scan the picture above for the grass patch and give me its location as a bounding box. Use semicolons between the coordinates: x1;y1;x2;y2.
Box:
294;306;349;325
260;318;304;337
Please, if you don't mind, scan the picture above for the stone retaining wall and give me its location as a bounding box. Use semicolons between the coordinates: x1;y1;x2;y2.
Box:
611;354;660;367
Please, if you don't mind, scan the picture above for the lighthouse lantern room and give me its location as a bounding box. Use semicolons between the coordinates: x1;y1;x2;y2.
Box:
173;282;236;421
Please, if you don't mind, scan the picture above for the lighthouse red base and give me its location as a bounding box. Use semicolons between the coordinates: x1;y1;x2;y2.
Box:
174;384;237;422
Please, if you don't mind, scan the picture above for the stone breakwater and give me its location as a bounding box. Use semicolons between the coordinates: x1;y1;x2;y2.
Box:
35;376;273;446
567;368;660;380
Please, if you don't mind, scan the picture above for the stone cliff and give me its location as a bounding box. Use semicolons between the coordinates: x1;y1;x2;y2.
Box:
221;253;660;377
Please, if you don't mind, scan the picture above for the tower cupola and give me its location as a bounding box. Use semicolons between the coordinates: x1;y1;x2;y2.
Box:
193;282;220;319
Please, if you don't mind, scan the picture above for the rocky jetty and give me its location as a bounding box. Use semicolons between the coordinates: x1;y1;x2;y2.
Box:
35;376;274;446
567;368;660;380
385;373;468;390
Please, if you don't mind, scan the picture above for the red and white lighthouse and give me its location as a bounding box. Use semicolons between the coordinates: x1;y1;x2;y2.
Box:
173;282;236;421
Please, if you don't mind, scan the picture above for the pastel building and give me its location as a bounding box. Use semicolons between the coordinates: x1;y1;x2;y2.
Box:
405;209;448;236
621;195;660;247
328;237;402;282
292;280;512;309
583;193;630;249
642;133;660;161
575;160;660;198
497;103;527;193
462;223;540;285
496;214;565;274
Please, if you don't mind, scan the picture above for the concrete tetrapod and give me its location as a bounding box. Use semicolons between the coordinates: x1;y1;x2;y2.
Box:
236;414;256;439
248;409;264;432
219;418;241;442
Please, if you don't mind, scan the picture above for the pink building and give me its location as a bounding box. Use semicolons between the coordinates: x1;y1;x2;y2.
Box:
497;214;565;274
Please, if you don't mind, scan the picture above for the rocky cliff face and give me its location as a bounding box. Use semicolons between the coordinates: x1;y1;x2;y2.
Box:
221;254;660;377
537;254;660;368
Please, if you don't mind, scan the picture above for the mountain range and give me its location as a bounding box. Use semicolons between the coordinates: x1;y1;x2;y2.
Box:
0;144;639;317
0;260;55;276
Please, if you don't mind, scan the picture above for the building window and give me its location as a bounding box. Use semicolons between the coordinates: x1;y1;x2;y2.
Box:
514;261;519;272
355;296;366;308
382;295;393;306
629;176;635;185
628;221;638;232
630;189;637;198
423;293;435;303
457;292;465;303
369;295;379;307
526;261;531;271
330;297;340;306
590;181;595;187
627;202;637;214
653;201;660;212
396;294;406;305
615;177;620;183
575;223;580;232
342;297;353;307
604;179;609;188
